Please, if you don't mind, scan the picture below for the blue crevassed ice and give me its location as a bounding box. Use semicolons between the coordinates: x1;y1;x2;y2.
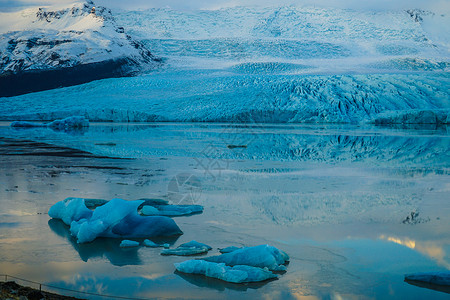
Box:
174;260;277;283
204;244;289;271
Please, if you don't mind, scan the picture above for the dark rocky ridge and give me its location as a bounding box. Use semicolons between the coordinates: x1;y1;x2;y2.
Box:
0;1;160;97
0;57;149;97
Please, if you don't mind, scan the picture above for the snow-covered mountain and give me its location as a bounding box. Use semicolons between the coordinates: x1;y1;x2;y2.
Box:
0;1;158;97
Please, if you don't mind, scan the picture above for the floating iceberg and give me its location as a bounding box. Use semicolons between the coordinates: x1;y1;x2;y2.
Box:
405;272;450;286
141;204;203;217
11;116;89;130
48;197;93;226
175;260;277;283
47;116;90;130
49;198;183;243
143;239;162;247
219;246;242;254
120;240;140;248
10;121;46;128
204;245;289;271
161;240;212;256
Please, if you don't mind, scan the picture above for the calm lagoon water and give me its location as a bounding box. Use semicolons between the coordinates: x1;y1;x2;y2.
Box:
0;122;449;299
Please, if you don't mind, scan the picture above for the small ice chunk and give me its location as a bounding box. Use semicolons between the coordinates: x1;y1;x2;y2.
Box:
141;205;160;216
11;116;89;130
48;197;92;226
204;245;289;271
141;204;203;217
175;260;277;283
219;246;241;253
162;247;209;256
143;239;161;247
120;240;140;248
163;243;170;248
405;272;450;286
161;240;212;256
179;240;212;250
10;121;46;127
83;198;109;209
47;116;89;130
139;198;169;206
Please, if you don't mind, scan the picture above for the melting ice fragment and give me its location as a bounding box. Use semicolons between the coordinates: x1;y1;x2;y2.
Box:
141;204;203;217
143;239;162;247
405;272;450;286
219;246;242;253
120;240;140;248
161;240;212;256
204;244;289;271
48;197;92;226
11;116;89;130
47;116;90;130
48;198;183;243
175;260;277;283
10;121;46;128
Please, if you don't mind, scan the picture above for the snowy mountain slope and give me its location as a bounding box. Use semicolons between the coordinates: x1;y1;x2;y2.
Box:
116;6;449;72
0;1;158;97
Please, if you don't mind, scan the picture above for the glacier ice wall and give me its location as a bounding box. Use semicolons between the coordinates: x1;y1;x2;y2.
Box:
0;6;449;123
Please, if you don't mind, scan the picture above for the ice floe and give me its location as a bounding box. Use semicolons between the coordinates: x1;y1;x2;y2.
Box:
143;239;162;247
120;240;140;248
141;204;203;217
204;245;289;271
175;260;277;283
161;240;212;256
11;116;89;130
219;246;242;254
405;272;450;286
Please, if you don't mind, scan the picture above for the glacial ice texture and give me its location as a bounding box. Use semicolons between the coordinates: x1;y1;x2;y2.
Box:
0;6;448;124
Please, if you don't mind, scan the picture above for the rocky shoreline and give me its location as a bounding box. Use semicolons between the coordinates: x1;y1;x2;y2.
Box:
0;281;82;300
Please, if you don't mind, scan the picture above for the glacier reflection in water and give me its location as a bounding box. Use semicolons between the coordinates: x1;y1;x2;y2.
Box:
0;123;448;299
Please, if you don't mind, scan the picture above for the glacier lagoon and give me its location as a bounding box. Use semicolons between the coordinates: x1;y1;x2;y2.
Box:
0;122;449;299
0;4;449;299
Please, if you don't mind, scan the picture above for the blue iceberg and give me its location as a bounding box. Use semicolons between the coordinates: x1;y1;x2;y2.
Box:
49;198;183;243
48;197;93;226
175;260;277;283
204;245;289;271
119;240;140;248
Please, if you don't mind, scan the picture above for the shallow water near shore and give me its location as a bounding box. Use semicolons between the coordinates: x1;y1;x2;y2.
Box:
0;122;449;299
